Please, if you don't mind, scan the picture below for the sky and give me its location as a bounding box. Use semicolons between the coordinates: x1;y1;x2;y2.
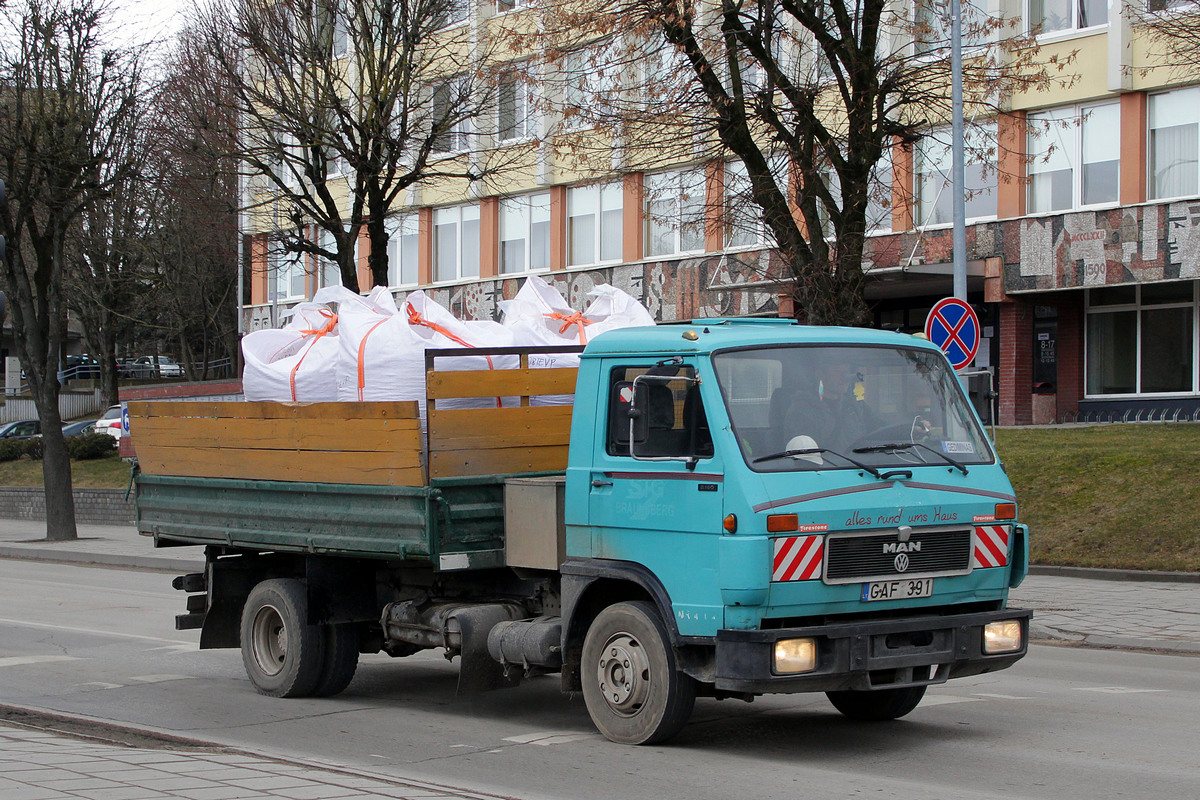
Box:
109;0;186;49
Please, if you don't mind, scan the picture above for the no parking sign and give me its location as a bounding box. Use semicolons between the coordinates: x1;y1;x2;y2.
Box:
924;298;980;370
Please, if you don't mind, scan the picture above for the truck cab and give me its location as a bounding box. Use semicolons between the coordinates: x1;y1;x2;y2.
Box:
559;319;1029;741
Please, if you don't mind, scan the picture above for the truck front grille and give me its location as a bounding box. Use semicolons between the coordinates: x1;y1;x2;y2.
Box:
824;527;973;583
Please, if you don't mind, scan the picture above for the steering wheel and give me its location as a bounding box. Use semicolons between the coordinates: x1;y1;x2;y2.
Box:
849;422;927;451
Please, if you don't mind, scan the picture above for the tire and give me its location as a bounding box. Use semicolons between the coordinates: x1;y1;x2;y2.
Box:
826;685;927;721
581;601;696;745
240;578;325;698
312;623;359;698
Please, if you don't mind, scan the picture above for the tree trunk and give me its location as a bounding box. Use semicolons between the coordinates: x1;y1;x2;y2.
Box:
36;384;77;541
100;320;119;407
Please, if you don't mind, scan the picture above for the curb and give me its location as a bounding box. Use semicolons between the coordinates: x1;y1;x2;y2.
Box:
0;544;202;573
1028;564;1200;584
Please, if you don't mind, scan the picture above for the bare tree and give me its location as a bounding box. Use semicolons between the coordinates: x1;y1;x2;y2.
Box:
0;0;144;540
526;0;1076;324
200;0;510;293
1133;0;1200;74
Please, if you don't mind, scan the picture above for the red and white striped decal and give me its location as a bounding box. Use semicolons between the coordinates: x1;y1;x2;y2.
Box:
973;525;1011;568
773;535;824;582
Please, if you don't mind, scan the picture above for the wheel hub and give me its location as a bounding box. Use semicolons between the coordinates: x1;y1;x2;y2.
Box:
251;603;288;677
596;633;650;716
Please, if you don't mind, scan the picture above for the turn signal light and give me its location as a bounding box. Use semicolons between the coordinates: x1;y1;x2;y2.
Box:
767;513;799;532
994;503;1017;521
723;514;738;533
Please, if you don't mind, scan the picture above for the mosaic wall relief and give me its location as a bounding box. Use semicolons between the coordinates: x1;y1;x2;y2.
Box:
245;250;782;331
1008;201;1200;292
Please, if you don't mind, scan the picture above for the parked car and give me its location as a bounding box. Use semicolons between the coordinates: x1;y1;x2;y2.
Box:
131;355;183;379
0;420;41;439
94;405;124;440
62;419;98;437
59;354;101;382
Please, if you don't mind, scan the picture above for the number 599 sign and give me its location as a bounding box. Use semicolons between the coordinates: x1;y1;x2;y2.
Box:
924;298;980;371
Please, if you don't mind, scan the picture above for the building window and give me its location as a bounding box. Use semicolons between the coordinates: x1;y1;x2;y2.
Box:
1028;0;1106;34
1027;103;1119;213
1150;88;1200;200
568;183;623;266
434;204;480;281
1086;282;1197;396
432;78;470;154
724;158;790;248
497;0;529;11
386;214;419;287
271;242;307;301
317;227;354;289
498;66;535;142
439;0;469;28
914;0;992;56
645;168;706;258
915;123;998;226
563;40;621;128
499;193;551;274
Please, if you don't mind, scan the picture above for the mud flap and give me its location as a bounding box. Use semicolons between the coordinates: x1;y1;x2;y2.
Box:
454;605;526;695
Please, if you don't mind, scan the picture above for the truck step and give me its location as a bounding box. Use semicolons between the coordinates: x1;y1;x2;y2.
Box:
175;612;205;631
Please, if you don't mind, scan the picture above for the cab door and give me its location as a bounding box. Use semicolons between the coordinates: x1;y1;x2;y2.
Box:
585;360;727;635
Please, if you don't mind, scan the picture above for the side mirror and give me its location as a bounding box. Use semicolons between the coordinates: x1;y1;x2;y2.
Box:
609;381;648;447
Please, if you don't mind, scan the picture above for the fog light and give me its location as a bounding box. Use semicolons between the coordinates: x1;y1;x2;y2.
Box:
774;638;817;674
983;620;1023;654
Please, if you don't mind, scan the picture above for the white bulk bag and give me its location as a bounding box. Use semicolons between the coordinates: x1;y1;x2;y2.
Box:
241;303;340;402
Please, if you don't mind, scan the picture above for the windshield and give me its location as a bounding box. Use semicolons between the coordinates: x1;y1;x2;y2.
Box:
712;344;994;472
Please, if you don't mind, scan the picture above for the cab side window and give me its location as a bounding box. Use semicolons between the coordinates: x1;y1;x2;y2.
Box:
605;365;713;459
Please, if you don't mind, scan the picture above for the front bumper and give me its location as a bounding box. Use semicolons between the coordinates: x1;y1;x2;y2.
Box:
714;608;1032;694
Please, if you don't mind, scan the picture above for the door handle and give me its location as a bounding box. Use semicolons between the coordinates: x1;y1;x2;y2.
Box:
591;479;613;488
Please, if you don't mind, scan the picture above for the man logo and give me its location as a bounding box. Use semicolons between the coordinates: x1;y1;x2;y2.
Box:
894;553;910;572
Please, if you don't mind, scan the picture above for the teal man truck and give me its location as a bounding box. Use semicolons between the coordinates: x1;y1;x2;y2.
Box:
133;319;1031;745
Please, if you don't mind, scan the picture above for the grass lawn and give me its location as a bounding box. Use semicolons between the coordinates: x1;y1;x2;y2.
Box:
0;454;132;489
995;424;1200;572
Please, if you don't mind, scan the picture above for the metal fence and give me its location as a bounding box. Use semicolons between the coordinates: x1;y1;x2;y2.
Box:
1059;407;1200;425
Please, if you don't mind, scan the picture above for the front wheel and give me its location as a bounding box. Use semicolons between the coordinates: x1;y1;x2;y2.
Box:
240;578;325;698
826;685;927;721
581;601;696;745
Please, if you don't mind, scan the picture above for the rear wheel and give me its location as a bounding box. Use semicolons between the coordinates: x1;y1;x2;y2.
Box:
240;579;325;698
312;623;359;697
826;685;927;721
581;601;696;745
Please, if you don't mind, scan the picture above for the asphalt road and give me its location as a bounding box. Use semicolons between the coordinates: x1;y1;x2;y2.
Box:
2;560;1197;800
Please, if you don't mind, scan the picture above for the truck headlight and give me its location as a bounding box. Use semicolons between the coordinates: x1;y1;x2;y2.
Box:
983;620;1023;654
774;638;817;674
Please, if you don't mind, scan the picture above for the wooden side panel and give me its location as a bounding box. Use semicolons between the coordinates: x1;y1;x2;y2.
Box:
426;365;577;478
130;400;424;487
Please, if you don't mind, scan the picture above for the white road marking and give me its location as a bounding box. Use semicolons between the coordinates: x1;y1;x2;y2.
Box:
128;674;194;684
920;695;984;707
502;731;595;746
1074;686;1168;694
972;693;1034;700
144;644;200;654
0;655;79;668
0;617;194;646
76;682;124;690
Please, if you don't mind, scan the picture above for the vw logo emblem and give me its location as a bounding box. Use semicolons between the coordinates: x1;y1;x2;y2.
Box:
894;553;910;572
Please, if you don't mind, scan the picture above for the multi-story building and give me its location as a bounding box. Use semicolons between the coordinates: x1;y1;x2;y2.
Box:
242;0;1200;425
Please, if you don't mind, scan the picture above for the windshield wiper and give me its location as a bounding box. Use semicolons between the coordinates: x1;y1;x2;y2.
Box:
753;447;882;479
852;442;969;475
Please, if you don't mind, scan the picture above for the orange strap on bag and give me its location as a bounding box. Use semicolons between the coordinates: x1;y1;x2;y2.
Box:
544;311;594;344
405;304;501;408
275;311;337;402
356;317;391;401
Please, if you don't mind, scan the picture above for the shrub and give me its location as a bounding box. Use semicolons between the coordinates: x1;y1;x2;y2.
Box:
0;439;25;462
22;437;43;460
66;432;117;460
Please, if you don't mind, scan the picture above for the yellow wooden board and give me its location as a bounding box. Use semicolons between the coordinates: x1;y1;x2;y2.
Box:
129;400;420;421
135;444;425;486
133;415;420;453
427;406;572;451
426;368;577;402
428;445;570;478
